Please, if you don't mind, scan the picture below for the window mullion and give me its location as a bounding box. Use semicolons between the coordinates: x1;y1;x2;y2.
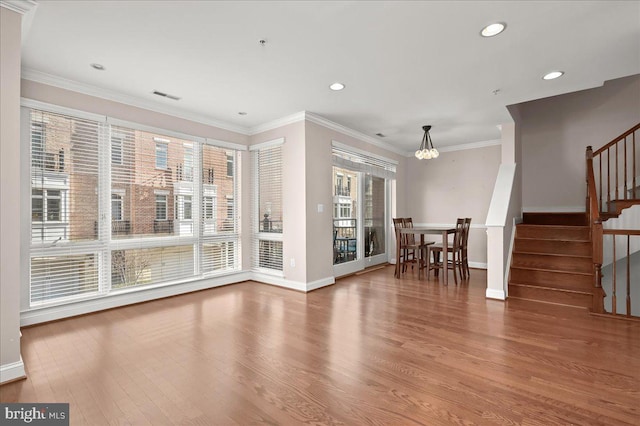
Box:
100;121;112;294
194;141;202;276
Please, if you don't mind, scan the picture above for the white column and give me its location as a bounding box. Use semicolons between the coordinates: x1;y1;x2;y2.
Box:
0;5;25;383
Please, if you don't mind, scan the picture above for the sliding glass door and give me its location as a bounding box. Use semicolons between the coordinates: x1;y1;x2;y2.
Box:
364;173;386;262
332;166;390;277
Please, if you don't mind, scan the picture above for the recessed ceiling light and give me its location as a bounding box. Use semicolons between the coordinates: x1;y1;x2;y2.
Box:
480;22;506;37
329;82;345;91
90;63;105;71
238;112;247;116
543;71;565;80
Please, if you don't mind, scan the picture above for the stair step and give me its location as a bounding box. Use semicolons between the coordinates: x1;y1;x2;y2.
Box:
606;199;640;217
516;224;590;241
522;212;588;226
512;252;592;274
514;238;592;256
510;267;593;291
509;283;592;309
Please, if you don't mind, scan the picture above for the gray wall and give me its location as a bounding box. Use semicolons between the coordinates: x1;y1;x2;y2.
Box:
516;74;640;211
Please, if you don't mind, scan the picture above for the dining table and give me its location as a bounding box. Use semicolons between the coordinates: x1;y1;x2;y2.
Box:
395;227;457;285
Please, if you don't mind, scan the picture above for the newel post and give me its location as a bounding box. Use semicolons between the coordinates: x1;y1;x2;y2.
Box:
586;146;593;220
592;222;605;314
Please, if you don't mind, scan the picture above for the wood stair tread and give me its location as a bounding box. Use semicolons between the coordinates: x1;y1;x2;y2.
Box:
517;224;589;229
509;282;593;295
510;266;592;276
512;251;591;259
507;296;590;310
515;237;590;243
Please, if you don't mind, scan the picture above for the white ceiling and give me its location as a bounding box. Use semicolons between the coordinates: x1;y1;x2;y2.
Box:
19;1;640;154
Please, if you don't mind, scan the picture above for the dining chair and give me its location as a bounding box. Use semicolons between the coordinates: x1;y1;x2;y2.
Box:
429;218;464;283
393;218;411;273
461;218;472;278
394;217;433;279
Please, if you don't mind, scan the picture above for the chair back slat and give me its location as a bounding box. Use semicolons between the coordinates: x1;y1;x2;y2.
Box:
454;218;465;248
403;218;416;245
462;218;471;249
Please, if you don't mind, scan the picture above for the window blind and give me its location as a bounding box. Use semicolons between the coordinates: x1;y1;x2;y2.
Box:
30;109;100;244
200;143;239;274
250;142;283;272
27;105;241;308
29;109;102;305
332;142;397;179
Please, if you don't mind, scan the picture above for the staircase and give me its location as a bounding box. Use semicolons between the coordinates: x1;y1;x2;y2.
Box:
509;213;594;309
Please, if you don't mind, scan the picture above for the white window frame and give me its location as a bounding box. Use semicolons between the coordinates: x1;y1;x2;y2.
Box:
21;99;246;320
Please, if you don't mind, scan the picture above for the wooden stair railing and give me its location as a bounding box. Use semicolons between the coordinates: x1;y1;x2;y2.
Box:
591;123;640;217
586;123;640;317
602;229;640;318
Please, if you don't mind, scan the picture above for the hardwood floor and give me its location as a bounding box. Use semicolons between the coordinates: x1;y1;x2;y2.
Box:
1;266;639;425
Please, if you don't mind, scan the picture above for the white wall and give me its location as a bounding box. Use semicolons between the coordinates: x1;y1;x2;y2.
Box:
517;74;640;211
0;6;25;383
405;144;501;266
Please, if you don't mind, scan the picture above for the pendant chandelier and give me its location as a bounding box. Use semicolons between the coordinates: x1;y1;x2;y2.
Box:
415;125;439;160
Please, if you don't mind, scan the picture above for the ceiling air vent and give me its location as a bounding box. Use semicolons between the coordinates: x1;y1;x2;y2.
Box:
152;90;181;101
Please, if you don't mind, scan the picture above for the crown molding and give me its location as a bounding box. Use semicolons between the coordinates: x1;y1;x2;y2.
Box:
21;68;499;158
437;139;502;153
250;110;407;157
404;138;501;157
0;0;36;14
304;111;407;156
248;111;306;135
21;68;250;136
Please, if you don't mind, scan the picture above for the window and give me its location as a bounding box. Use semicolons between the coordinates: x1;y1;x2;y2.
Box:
339;203;351;218
155;194;167;220
251;141;283;271
203;196;215;220
155;142;168;170
184;196;192;220
226;153;234;177
32;189;43;221
31;122;45;169
26;105;241;308
112;193;123;221
175;195;192;220
184;146;193;181
46;190;61;221
31;189;66;223
111;135;123;165
226;197;234;219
